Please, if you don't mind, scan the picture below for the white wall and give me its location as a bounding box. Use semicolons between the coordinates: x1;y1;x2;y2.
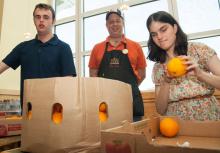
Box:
0;0;48;90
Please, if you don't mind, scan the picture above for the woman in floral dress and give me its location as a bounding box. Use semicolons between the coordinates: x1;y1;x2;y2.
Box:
146;11;220;121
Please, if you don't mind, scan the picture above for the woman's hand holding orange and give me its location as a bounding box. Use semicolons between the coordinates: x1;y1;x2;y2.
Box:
162;64;173;83
179;55;202;77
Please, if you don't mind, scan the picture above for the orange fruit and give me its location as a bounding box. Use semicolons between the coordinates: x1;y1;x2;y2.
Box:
160;117;179;137
167;57;186;77
99;112;108;122
52;112;62;124
99;102;107;112
27;111;32;120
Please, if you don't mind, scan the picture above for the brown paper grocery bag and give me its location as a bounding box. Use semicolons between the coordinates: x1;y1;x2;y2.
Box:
21;77;83;152
80;77;133;142
21;77;132;153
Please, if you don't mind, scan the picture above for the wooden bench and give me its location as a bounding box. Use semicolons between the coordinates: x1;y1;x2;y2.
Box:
141;89;220;118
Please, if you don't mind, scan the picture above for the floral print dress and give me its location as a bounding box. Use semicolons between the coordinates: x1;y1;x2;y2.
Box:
152;42;220;121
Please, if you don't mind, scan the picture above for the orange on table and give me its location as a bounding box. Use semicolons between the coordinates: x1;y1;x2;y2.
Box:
99;112;107;122
160;117;179;137
52;112;62;124
99;102;107;112
167;57;186;77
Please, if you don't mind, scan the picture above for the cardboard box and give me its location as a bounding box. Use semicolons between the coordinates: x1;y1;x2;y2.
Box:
0;118;22;137
101;116;220;153
21;77;133;153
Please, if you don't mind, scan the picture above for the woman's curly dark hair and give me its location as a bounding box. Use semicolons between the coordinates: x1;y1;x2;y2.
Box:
146;11;188;63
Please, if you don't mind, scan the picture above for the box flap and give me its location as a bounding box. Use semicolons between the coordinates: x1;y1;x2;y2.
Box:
179;120;220;137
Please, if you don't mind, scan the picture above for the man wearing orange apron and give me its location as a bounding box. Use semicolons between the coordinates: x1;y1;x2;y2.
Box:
89;9;146;121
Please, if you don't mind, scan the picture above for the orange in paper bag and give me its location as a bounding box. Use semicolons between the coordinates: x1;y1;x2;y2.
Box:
99;102;107;112
52;103;63;124
167;57;186;77
99;102;108;122
52;112;62;124
160;117;179;137
99;112;107;122
27;111;32;120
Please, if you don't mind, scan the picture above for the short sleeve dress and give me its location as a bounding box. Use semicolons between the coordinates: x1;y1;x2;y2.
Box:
152;42;220;121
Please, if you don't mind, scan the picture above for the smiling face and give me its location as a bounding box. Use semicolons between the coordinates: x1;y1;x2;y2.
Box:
106;13;124;38
149;21;177;53
33;8;54;36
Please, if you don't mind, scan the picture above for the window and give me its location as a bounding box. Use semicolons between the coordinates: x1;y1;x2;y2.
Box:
83;55;90;77
190;36;220;58
84;0;118;12
84;14;108;51
124;0;168;42
139;47;155;91
55;0;75;20
177;0;220;34
53;0;220;91
55;22;75;53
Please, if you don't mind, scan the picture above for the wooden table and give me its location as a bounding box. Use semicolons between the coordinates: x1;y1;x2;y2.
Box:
1;148;21;153
0;135;21;152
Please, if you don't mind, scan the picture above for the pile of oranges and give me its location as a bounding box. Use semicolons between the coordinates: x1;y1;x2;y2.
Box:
160;117;179;137
167;57;186;77
99;102;108;122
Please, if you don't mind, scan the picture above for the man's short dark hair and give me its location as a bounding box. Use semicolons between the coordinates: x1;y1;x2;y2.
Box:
106;9;123;20
33;3;56;21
